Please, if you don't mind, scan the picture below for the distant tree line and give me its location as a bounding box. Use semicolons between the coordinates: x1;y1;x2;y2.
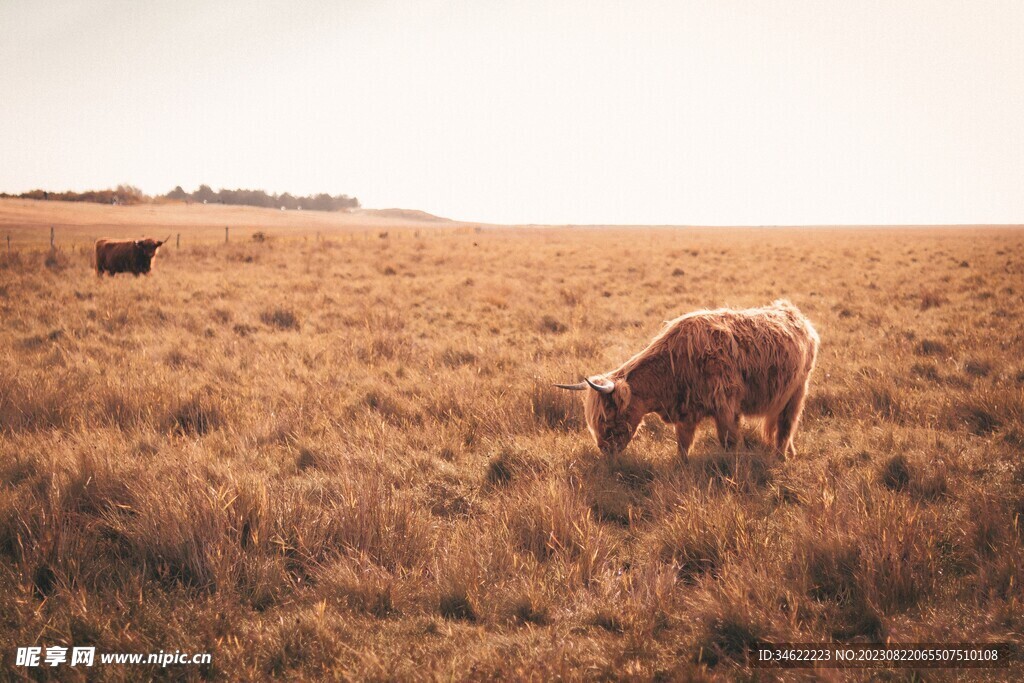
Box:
164;185;359;211
1;185;147;205
1;184;360;212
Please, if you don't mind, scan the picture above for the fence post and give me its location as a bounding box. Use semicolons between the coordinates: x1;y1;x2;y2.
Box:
50;226;54;247
176;233;180;249
6;235;9;256
225;226;229;243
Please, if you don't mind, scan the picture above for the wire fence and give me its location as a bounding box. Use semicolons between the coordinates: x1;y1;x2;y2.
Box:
3;223;486;254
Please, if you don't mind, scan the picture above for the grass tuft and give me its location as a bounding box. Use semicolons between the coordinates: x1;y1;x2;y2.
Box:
656;497;744;582
509;596;551;626
531;384;581;430
170;393;223;435
439;588;476;621
695;605;766;667
919;290;947;310
915;339;948;356
538;315;567;334
44;246;70;271
591;610;623;633
880;455;910;492
261;307;300;330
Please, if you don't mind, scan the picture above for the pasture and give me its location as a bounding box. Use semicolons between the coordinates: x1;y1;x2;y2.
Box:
1;202;1023;680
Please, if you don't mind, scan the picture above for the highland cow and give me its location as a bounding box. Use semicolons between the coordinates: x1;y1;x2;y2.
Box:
556;300;819;458
95;236;168;276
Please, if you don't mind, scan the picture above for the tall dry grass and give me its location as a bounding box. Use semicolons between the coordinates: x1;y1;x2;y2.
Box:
1;224;1023;679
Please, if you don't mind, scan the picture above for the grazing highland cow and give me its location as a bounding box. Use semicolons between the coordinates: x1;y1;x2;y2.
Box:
95;236;168;276
556;300;819;458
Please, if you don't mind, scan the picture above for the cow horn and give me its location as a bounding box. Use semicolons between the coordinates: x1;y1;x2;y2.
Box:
161;234;170;244
553;381;588;391
585;377;615;394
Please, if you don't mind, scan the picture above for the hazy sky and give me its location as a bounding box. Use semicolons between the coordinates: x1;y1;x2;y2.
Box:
2;1;1022;225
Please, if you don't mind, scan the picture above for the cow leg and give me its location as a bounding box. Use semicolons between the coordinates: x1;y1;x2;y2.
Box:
674;417;698;460
714;409;740;449
776;382;808;458
762;414;779;453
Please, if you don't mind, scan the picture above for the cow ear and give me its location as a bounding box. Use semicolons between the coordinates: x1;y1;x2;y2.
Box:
611;379;632;412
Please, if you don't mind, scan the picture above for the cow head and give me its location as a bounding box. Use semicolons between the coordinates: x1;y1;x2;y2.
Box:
555;376;643;456
133;236;168;272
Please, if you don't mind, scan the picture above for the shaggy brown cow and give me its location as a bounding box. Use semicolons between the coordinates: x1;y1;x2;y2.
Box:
95;236;168;276
556;300;819;458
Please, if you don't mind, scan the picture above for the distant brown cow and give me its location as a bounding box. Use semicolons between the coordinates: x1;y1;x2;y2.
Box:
95;236;168;276
556;300;819;458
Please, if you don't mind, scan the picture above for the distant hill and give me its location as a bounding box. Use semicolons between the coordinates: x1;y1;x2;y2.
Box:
0;197;467;246
354;208;452;223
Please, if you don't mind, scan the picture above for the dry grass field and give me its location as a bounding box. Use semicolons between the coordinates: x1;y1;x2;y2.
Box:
1;201;1023;680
